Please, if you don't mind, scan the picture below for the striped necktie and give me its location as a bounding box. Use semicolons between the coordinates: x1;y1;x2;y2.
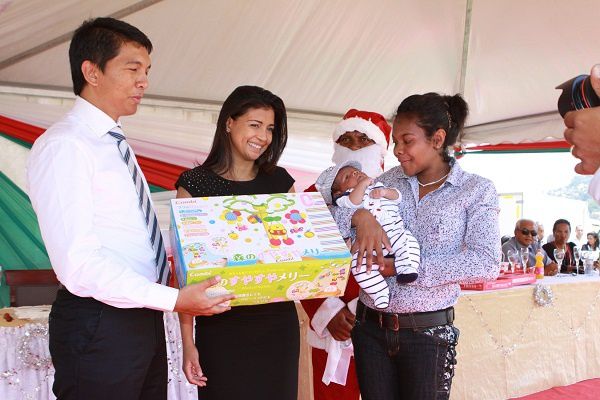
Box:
108;128;170;285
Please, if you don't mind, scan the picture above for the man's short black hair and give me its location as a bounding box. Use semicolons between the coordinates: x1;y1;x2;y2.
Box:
69;17;152;95
552;218;571;233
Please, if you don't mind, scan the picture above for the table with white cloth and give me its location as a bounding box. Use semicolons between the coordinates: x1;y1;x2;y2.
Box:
0;307;198;400
451;273;600;400
3;276;600;400
0;303;313;400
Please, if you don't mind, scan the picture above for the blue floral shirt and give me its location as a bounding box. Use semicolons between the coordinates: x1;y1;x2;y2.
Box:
333;160;501;313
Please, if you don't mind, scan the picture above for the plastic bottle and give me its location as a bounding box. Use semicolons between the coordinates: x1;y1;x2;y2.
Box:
534;249;544;279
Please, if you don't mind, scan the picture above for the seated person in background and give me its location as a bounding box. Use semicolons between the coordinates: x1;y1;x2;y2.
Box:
502;219;557;275
574;225;586;248
315;160;420;309
582;232;599;251
543;218;578;274
582;232;600;268
536;222;545;246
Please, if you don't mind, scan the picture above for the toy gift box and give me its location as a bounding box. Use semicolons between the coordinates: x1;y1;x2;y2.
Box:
497;273;537;286
460;273;537;291
460;280;513;291
170;192;352;306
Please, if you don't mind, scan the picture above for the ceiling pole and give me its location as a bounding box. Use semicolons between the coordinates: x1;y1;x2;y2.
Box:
458;0;473;96
0;0;164;71
456;0;473;146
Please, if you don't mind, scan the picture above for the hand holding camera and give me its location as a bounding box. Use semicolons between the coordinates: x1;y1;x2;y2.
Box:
560;64;600;175
557;67;600;117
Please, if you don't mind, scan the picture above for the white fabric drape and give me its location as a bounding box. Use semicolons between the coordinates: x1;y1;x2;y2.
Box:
0;312;197;400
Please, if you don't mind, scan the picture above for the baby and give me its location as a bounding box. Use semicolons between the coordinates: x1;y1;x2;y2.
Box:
316;161;420;309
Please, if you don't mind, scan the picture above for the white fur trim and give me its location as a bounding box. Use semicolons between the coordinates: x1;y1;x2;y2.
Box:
333;117;388;153
331;143;384;176
310;296;346;336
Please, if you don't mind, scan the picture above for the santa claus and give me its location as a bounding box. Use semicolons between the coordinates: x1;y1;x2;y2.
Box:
302;109;391;400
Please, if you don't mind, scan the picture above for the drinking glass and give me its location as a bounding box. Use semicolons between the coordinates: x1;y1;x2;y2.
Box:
573;247;581;275
507;249;519;273
499;253;509;274
554;248;565;276
584;255;595;276
580;251;595;275
520;247;530;274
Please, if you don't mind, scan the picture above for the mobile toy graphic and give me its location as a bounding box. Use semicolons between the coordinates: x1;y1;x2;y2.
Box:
223;194;307;248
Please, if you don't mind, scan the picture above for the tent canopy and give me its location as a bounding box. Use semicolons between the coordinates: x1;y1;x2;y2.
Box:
0;0;598;177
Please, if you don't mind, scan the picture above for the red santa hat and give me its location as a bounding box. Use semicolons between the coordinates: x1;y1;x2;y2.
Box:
332;109;392;152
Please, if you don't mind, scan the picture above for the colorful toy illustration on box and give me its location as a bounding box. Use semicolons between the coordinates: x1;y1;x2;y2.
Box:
170;192;351;306
222;195;302;247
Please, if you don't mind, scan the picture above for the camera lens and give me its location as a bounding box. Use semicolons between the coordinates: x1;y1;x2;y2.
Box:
556;74;600;117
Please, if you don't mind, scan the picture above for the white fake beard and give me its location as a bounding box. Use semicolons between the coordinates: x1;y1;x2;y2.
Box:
331;143;384;177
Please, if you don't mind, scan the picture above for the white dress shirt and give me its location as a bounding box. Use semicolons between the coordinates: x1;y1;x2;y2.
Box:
27;97;179;311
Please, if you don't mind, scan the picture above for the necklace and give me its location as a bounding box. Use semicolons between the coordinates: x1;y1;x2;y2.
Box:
417;172;449;187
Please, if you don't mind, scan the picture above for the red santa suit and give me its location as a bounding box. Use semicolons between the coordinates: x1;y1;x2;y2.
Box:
302;109;391;400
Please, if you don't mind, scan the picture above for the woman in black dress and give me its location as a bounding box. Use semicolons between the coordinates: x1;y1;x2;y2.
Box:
542;218;578;274
176;86;298;399
582;232;599;251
